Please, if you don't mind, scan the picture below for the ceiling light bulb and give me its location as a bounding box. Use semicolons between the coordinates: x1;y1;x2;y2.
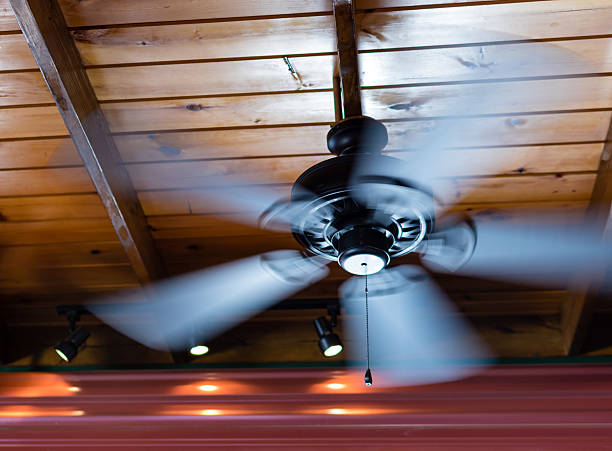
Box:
341;253;386;275
323;344;343;357
189;345;209;356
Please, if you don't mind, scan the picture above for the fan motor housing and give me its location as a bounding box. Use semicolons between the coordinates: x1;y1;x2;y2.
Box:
290;132;435;268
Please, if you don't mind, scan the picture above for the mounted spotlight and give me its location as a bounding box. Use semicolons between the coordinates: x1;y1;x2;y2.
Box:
54;307;90;362
314;309;343;357
55;327;90;362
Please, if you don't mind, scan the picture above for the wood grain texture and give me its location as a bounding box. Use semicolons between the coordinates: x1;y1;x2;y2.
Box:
0;33;35;71
130;142;600;177
118;112;611;162
2;76;607;139
117;126;331;162
0;71;53;107
0;165;595;199
0;166;93;196
137;173;595;217
82;39;612;102
562;111;612;355
384;111;612;147
108;76;612;132
57;0;611;31
356;1;612;51
362;77;612;121
0;1;603;69
0;241;128;267
0;194;105;221
101;91;336;133
359;39;612;86
0;137;78;169
0;264;138;293
0;0;18;31
9;0;165;284
125;146;601;192
0;105;66;139
0;217;118;245
88;56;335;101
0;111;606;171
333;0;362;118
67;1;612;67
72;16;336;67
59;0;335;27
101;78;612;134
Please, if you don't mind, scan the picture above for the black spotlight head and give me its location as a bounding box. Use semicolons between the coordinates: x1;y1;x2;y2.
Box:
55;326;90;362
314;317;343;357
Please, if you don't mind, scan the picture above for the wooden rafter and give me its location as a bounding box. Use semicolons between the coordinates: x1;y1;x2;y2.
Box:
562;116;612;355
9;0;166;284
332;0;362;119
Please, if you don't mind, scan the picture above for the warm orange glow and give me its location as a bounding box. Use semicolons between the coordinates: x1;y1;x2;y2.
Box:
308;373;369;394
302;405;398;416
68;386;81;393
160;405;248;416
0;405;85;417
172;380;253;396
198;384;218;392
0;373;74;397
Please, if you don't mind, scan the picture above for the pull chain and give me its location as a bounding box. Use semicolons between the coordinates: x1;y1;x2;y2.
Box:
362;263;373;386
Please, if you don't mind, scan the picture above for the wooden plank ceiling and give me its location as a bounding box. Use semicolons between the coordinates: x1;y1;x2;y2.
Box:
1;0;611;366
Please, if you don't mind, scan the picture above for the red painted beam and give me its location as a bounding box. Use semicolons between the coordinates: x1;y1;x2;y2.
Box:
1;365;612;448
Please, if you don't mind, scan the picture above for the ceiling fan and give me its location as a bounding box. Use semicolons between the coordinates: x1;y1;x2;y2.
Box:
90;2;611;387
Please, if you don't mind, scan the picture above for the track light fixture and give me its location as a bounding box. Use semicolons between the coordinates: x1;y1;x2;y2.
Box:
314;305;343;357
54;307;90;362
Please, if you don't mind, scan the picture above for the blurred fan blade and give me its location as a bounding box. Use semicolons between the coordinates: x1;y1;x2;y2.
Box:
340;265;489;387
421;215;612;287
351;41;597;207
170;175;314;232
89;250;329;351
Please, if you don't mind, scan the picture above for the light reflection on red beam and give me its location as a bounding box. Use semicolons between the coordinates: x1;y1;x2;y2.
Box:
0;405;85;417
1;365;612;421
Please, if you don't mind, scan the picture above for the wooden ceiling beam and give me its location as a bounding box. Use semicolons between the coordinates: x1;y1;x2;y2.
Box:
332;0;362;118
8;0;166;284
562;115;612;355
